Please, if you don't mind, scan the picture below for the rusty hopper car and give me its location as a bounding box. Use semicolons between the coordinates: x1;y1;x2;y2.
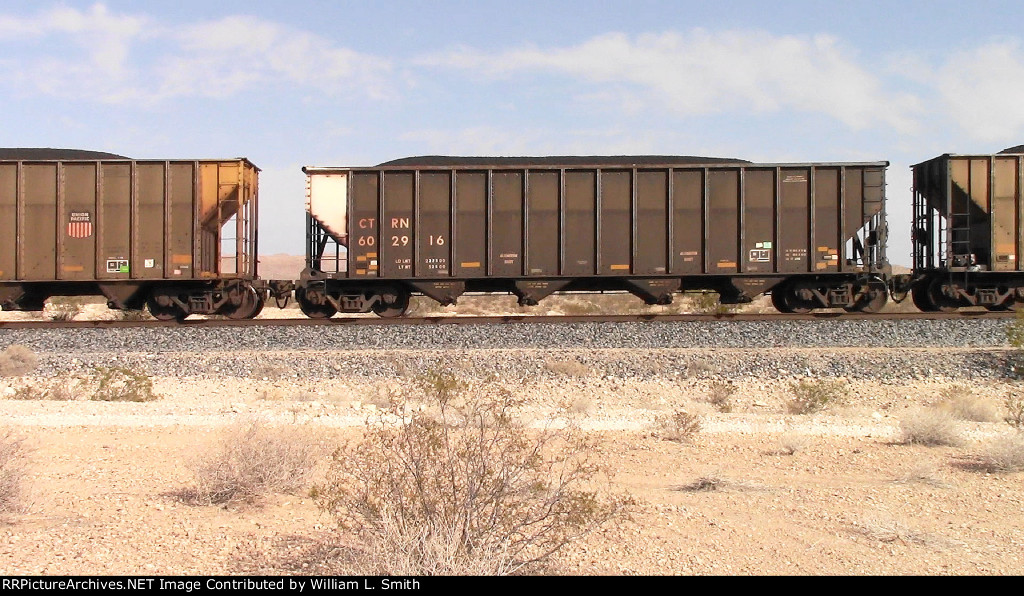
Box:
909;148;1024;311
0;156;266;320
298;156;890;316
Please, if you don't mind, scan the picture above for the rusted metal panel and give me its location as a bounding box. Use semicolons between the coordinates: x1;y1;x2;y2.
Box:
562;170;596;276
671;169;703;274
349;171;380;278
526;170;559;276
707;169;739;273
60;163;97;280
0;165;18;280
491;171;523;277
99;163;131;281
599;170;631;274
381;171;414;278
778;167;810;273
635;170;668;275
991;156;1019;271
168;163;196;279
812;168;840;273
743;168;775;274
417;171;452;277
23;164;58;280
198;163;219;275
842;168;864;273
134;163;165;280
198;163;220;229
969;159;992;268
454;171;487;277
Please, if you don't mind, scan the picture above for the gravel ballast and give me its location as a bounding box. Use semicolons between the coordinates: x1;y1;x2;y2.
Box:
0;317;1013;352
1;318;1017;382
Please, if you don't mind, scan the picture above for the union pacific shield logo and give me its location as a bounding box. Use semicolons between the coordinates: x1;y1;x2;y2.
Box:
68;212;93;238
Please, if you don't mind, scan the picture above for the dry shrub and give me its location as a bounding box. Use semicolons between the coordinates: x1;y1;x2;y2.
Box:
973;434;1024;473
893;464;947;487
705;382;736;413
776;431;810;455
686;360;717;377
679;474;725;492
675;473;761;493
786;378;848;414
1005;393;1024;430
11;380;75;401
117;309;152;321
367;384;398;409
0;430;29;514
314;369;629;576
899;407;962;446
854;516;931;545
188;421;321;506
937;385;1000;422
569;396;595;416
653;408;702;443
46;303;80;322
543;359;592;378
0;345;38;377
251;362;291;381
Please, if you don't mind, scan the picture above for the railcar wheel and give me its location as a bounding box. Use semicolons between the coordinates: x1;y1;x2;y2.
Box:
146;296;186;321
372;288;410;318
296;288;337;319
846;279;889;313
911;284;938;312
770;284;794;313
779;284;815;314
225;286;264;320
927;278;961;313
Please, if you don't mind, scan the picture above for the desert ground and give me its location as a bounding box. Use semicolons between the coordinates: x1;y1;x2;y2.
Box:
0;348;1022;575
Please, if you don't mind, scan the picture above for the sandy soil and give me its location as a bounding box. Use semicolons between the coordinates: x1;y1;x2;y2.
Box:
1;365;1022;576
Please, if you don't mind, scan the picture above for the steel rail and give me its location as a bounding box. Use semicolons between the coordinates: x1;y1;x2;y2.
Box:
0;310;1015;330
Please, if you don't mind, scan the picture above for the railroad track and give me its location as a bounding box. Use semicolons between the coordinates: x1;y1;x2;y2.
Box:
0;309;1015;330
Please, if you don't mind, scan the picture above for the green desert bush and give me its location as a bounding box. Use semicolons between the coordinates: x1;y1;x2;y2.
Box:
11;380;75;401
88;366;158;402
786;378;849;414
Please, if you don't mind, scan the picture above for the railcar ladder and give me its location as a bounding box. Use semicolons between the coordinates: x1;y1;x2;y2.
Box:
949;205;972;268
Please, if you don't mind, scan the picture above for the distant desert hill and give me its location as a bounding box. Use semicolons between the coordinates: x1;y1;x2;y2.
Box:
258;254;305;280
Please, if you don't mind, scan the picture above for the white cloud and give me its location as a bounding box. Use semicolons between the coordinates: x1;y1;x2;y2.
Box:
931;41;1024;143
154;15;392;101
420;30;923;134
0;3;148;101
0;3;391;104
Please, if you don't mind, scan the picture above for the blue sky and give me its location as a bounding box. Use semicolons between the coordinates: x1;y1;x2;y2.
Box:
3;1;1024;265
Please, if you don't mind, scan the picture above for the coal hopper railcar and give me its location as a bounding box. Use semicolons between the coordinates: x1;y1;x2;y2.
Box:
908;147;1024;311
298;156;891;317
0;153;270;320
